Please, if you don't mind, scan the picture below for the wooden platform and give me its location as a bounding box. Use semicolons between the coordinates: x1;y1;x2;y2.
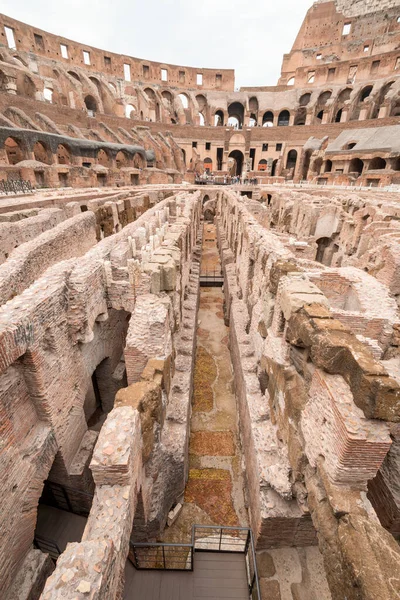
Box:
124;552;249;600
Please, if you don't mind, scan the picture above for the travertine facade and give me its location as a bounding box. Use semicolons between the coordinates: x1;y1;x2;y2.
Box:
1;1;400;599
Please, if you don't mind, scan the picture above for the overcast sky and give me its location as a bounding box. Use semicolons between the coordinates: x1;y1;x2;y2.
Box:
2;0;312;88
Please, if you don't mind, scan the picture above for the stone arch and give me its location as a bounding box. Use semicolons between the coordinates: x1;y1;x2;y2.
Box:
369;157;386;170
299;93;311;106
84;95;97;116
67;71;81;82
258;159;268;171
178;93;189;109
277;110;290;126
349;157;364;176
125;104;136;119
97;148;110;167
262;111;274;127
228;149;244;176
286;149;298;170
214;110;224;126
204;157;212;173
57;144;70;165
294;107;307;126
4;137;24;164
228;102;244;129
324;159;333;173
89;76;114;114
33;141;51;165
116;150;129;168
17;74;36;98
390;97;400;117
371;81;395;118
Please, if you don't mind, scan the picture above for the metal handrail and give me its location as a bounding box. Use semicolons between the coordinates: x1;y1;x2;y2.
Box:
34;534;62;561
0;179;33;195
129;524;261;599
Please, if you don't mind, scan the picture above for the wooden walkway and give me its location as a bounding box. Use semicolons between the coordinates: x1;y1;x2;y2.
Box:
124;552;249;600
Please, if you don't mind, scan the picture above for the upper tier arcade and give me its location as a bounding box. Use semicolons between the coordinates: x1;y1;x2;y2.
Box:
0;14;235;92
279;0;400;88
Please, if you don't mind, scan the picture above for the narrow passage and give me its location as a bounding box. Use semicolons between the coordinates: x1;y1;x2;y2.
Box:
164;221;247;542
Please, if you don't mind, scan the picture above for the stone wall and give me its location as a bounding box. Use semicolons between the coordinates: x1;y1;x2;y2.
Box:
0;188;202;598
216;189;400;600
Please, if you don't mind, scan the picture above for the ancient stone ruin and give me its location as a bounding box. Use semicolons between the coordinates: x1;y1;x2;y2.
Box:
0;1;400;599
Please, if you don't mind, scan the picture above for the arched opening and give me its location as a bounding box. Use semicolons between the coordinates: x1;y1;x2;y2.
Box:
204;157;212;174
249;114;257;127
116;151;128;168
214;110;224;126
133;153;145;169
57;144;70;165
302;150;312;180
271;159;278;177
258;159;268;171
335;108;343;123
84;95;97;117
360;85;373;102
262;111;274;127
249;96;258;122
299;93;311;107
228;149;244;176
68;71;81;82
33;141;50;165
277;110;290;126
390;99;400;117
369;157;386;170
344;142;357;150
316;237;332;265
228;102;244;129
19;74;36;98
391;157;400;171
286;149;298;171
333;88;352;122
43;87;53;103
371;81;394;118
318;91;332;106
294;108;307;126
338;88;352;103
313;157;323;175
125;104;135;119
181;148;186;166
324;159;333;173
178;93;189;109
349;158;364;176
316;110;324;123
287;77;295;86
97;148;110;167
109;82;117;95
5;137;23;164
198;112;205;126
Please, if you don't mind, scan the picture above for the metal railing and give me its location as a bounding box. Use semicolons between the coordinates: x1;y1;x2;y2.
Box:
129;542;193;571
130;524;261;599
0;179;34;195
40;481;94;517
199;269;224;286
34;534;62;562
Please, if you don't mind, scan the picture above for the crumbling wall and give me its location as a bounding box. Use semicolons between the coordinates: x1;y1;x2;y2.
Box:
217;190;400;600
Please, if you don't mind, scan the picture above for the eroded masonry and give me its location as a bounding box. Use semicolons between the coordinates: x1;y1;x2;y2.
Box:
1;1;400;600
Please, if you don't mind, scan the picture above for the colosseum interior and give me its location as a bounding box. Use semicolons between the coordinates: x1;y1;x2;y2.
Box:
0;1;400;599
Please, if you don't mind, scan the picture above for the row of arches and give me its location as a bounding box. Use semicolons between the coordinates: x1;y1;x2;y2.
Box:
3;136;146;169
2;56;400;127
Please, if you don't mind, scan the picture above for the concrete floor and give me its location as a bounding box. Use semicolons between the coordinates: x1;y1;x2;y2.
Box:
35;505;87;554
124;552;249;600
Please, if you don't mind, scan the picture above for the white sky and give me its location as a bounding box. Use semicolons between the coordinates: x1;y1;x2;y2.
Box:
1;0;313;87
